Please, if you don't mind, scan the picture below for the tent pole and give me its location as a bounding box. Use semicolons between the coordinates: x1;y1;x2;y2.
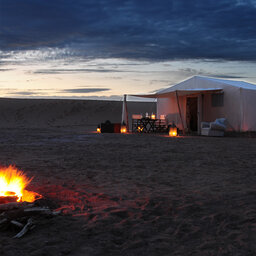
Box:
197;94;202;135
125;95;129;130
175;91;185;135
122;94;129;131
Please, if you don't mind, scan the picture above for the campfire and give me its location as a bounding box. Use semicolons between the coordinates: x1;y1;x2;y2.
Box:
0;165;41;203
0;166;59;238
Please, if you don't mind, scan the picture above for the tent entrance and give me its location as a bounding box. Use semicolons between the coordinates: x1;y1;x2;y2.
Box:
186;97;198;132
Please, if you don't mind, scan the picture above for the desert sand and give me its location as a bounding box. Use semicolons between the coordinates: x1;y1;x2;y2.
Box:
0;99;255;256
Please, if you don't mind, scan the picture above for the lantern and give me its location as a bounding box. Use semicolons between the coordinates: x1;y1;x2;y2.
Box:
169;126;178;137
121;126;127;133
151;113;156;119
121;125;127;133
97;125;101;133
137;126;143;133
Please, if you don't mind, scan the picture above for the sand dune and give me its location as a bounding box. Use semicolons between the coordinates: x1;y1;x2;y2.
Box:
0;98;156;131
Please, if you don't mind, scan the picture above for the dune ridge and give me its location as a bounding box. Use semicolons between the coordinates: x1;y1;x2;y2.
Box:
0;98;156;130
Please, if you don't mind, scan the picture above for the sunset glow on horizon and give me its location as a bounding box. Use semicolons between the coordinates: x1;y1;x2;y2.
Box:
0;1;256;100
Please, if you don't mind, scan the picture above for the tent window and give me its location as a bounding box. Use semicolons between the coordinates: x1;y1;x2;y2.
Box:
211;93;224;107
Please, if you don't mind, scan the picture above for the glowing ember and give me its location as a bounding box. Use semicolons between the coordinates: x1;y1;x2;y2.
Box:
0;165;41;203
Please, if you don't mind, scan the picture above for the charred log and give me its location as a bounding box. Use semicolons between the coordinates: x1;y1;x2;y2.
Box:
0;198;60;238
13;218;35;238
0;196;18;204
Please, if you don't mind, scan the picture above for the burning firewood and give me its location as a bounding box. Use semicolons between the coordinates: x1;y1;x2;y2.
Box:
0;165;42;203
0;166;60;238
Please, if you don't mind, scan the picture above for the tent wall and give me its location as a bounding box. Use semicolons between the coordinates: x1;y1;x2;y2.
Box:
222;86;242;131
202;94;224;122
241;88;256;131
202;86;242;131
157;95;187;130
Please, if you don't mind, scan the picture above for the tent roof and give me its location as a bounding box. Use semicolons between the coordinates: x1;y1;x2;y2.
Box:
197;76;256;90
159;88;223;97
133;88;223;98
132;76;256;98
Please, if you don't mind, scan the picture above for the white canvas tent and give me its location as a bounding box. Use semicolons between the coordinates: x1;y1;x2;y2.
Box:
133;76;256;133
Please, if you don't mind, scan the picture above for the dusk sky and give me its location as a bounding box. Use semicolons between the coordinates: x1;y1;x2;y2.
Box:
0;0;256;100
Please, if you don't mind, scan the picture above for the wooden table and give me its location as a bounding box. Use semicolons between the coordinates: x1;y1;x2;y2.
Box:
132;118;167;133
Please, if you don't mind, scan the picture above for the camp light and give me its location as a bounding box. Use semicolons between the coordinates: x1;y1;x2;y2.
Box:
137;126;143;132
120;125;127;133
169;126;178;137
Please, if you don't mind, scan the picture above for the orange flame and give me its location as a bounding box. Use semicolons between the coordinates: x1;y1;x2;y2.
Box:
0;165;41;202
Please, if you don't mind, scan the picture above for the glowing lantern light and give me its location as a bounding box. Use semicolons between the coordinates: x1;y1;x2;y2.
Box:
137;126;143;132
121;126;127;133
151;113;156;120
97;124;101;133
169;126;178;137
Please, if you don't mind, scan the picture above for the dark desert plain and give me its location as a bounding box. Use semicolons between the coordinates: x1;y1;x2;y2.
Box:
0;98;255;256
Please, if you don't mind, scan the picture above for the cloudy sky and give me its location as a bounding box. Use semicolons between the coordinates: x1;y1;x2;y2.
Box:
0;0;256;100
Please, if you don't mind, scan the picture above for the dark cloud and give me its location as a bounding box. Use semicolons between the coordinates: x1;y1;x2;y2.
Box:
0;69;13;72
0;0;256;60
150;79;171;85
209;74;248;79
6;88;111;96
7;91;39;96
32;68;124;74
62;88;110;93
177;68;247;79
